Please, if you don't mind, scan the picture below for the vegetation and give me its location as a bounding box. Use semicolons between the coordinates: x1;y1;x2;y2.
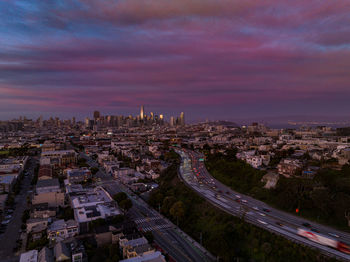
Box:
27;235;49;250
5;194;14;206
90;167;99;175
31;165;39;185
89;215;125;231
22;209;30;223
0;146;32;158
57;206;74;220
143;231;154;243
148;162;336;262
77;158;89;168
84;242;120;262
113;192;133;211
206;150;350;230
119;198;132;211
113;192;127;203
169;201;185;225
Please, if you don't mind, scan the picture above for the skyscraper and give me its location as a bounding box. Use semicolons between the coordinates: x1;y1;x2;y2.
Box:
140;105;144;120
180;112;185;126
170;116;175;127
93;111;100;120
85;117;89;127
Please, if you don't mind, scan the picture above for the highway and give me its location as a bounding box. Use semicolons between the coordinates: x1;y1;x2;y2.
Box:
80;153;215;262
175;148;350;261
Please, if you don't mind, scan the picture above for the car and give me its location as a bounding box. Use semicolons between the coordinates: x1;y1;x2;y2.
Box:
241;199;247;203
253;206;259;211
4;215;12;219
276;222;283;226
235;195;241;198
1;220;10;225
235;199;241;203
258;219;267;225
226;191;230;195
262;208;271;212
328;232;339;238
311;228;319;233
302;222;311;228
259;212;266;217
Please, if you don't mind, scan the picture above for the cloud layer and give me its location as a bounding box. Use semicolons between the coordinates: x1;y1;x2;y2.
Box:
1;0;350;120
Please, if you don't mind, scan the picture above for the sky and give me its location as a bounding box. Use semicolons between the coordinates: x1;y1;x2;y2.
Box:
1;0;350;122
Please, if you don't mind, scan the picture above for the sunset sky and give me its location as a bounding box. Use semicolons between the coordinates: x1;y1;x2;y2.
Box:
1;0;350;122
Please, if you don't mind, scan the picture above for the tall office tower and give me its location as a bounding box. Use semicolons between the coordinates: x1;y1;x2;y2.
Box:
85;117;89;127
38;115;43;127
106;115;112;126
150;112;154;120
55;117;59;127
140;105;144;120
180;112;185;125
93;111;100;120
170;116;175;127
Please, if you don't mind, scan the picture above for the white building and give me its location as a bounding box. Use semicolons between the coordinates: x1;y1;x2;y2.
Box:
19;250;38;262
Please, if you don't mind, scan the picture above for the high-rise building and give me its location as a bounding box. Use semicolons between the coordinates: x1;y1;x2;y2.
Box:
93;111;100;120
140;105;144;120
38;115;43;127
170;116;175;127
150;112;154;120
180;112;185;126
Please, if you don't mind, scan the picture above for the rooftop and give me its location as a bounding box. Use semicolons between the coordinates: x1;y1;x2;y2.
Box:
36;178;59;188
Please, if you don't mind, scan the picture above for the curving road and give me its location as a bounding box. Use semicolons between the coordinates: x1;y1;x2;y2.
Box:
175;148;350;261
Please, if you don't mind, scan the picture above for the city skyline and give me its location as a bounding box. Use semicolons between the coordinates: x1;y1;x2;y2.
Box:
1;1;350;121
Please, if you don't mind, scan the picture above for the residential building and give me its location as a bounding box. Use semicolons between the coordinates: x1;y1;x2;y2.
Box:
119;251;166;262
19;250;38;262
0;175;16;193
277;159;302;177
38;165;53;181
48;219;79;242
67;168;92;184
36;179;60;194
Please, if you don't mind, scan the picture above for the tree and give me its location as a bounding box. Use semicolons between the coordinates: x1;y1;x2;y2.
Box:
143;231;154;243
113;192;127;203
119;199;132;211
170;201;185;226
90;167;99;175
161;196;177;214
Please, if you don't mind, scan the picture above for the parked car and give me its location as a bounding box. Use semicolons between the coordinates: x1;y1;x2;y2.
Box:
1;220;10;225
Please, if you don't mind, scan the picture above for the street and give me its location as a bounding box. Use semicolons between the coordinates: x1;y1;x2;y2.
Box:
0;158;36;262
81;152;215;262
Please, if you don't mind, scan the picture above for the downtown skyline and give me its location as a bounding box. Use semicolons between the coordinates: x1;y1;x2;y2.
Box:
1;1;350;122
